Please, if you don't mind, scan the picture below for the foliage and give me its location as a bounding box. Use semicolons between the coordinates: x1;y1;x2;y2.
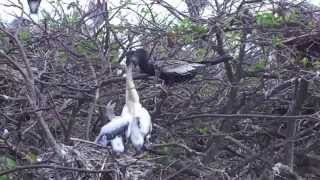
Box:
110;43;121;64
171;18;208;45
197;127;209;135
0;157;16;180
58;51;68;63
43;0;81;28
0;175;9;180
173;18;208;34
75;40;97;56
226;31;240;49
283;10;299;23
271;35;283;47
312;60;320;69
256;10;301;27
254;60;266;71
5;158;16;169
256;11;282;27
18;31;31;43
196;48;207;60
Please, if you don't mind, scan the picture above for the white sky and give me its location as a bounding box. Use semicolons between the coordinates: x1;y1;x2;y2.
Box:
0;0;187;23
0;0;319;23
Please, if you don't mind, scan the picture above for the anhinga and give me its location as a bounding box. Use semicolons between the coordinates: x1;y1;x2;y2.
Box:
121;51;152;151
95;52;152;153
127;48;233;84
27;0;42;14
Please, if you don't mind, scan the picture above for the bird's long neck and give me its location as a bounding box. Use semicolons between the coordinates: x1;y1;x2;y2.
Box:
138;58;155;76
106;106;115;120
126;64;140;106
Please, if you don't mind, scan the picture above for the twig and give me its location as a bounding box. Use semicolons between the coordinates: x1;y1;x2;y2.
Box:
163;162;194;180
0;27;61;157
149;143;205;156
283;78;309;168
86;61;100;140
0;164;113;177
230;121;320;175
169;113;318;125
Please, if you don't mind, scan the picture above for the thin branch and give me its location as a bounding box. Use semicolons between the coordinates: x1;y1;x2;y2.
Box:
0;164;113;177
169;113;318;125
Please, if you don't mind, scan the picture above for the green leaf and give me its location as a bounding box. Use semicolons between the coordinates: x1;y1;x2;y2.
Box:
0;175;9;180
75;40;96;55
196;48;207;60
312;59;320;69
198;127;209;135
181;18;193;30
302;57;311;67
271;35;283;47
5;157;16;169
284;10;298;23
18;31;31;43
256;11;281;27
59;51;68;63
255;61;266;71
160;146;169;153
173;18;194;33
26;152;37;163
183;34;193;44
192;25;208;34
67;15;78;25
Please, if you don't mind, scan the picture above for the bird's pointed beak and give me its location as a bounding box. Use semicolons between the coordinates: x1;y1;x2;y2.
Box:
125;50;139;68
28;0;41;14
128;56;139;68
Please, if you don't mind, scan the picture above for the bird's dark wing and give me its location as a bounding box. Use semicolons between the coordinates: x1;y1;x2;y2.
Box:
155;60;205;76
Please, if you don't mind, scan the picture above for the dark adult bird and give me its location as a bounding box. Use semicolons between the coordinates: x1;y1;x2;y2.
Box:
27;0;42;14
127;48;233;84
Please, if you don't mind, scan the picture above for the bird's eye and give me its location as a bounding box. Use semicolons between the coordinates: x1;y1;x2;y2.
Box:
133;117;141;128
137;119;141;128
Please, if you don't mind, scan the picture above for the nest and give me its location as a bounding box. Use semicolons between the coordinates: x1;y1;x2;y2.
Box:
36;141;156;180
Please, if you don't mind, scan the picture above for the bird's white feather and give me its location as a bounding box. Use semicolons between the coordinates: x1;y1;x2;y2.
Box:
123;56;153;151
98;116;129;136
130;118;145;151
136;107;152;136
95;115;129;152
164;64;196;74
159;61;204;75
110;136;125;153
121;105;133;138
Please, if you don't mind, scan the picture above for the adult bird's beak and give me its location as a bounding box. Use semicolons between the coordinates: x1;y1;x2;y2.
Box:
28;0;41;14
126;56;139;68
125;50;139;68
131;56;139;68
